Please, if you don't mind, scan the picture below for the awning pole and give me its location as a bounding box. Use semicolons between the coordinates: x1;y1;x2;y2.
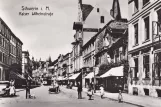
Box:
94;67;96;93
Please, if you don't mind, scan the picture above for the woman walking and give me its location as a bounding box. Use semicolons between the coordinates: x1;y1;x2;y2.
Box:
100;84;104;99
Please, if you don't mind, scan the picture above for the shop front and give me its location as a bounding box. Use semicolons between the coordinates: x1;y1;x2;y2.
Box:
100;66;124;92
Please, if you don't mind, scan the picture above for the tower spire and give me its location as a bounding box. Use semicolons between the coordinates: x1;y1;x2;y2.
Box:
78;0;83;22
110;0;122;20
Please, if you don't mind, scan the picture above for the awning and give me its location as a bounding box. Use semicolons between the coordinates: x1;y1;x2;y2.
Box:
84;71;99;79
69;73;81;80
48;66;54;70
100;66;124;78
9;71;25;80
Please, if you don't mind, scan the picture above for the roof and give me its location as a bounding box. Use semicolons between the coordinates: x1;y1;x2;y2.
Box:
82;4;94;21
82;20;113;50
0;17;23;45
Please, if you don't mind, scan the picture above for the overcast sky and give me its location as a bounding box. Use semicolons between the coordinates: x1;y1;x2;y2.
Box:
0;0;128;61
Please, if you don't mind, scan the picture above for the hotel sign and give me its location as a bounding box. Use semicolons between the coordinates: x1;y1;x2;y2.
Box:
83;28;98;32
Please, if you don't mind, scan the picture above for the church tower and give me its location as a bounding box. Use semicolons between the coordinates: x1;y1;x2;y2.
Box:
110;0;122;20
78;0;83;22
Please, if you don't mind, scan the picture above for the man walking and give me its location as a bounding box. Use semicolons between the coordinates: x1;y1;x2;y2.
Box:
77;82;82;99
26;79;30;99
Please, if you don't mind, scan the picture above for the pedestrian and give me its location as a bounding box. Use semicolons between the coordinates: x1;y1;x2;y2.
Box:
26;81;30;99
87;87;93;100
100;84;104;99
118;90;123;103
77;82;82;99
9;82;16;97
55;82;59;93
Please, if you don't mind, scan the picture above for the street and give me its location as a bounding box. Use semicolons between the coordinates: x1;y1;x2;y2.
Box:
0;85;139;107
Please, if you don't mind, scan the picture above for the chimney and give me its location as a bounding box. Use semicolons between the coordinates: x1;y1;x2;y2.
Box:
110;0;122;20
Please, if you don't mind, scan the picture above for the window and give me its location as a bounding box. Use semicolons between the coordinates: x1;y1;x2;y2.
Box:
143;0;150;6
2;53;4;63
0;52;2;62
100;16;104;23
134;58;138;78
134;23;138;45
2;24;4;35
134;0;138;13
143;55;150;78
3;39;5;47
154;52;161;77
0;36;2;45
115;49;119;63
157;9;161;32
97;8;99;12
144;16;150;40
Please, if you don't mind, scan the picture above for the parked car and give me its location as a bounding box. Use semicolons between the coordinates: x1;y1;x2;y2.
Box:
0;81;10;96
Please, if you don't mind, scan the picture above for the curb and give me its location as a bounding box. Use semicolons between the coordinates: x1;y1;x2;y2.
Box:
16;89;25;92
69;87;145;107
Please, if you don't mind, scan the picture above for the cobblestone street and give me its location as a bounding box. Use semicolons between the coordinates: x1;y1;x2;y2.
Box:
0;86;139;107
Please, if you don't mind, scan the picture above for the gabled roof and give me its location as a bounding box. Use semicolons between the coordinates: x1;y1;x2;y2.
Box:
82;4;94;21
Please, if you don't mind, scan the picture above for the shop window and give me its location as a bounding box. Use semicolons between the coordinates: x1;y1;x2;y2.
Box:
134;0;138;13
134;23;138;45
143;54;150;78
143;0;150;7
144;16;150;41
134;58;138;78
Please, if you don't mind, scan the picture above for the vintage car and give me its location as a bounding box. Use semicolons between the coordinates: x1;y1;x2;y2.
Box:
0;81;10;96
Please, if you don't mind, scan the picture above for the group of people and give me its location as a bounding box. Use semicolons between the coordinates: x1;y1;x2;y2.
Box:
5;79;16;97
77;81;105;100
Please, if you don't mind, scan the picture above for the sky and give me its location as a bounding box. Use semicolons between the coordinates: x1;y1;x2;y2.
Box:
0;0;128;61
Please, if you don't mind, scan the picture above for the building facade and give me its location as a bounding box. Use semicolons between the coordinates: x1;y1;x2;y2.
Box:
128;0;161;97
72;0;112;75
0;18;23;81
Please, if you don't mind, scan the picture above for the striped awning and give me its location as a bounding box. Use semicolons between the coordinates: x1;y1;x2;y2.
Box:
9;71;25;80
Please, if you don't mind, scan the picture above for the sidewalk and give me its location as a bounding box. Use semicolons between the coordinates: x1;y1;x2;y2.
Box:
71;86;161;107
16;88;25;92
